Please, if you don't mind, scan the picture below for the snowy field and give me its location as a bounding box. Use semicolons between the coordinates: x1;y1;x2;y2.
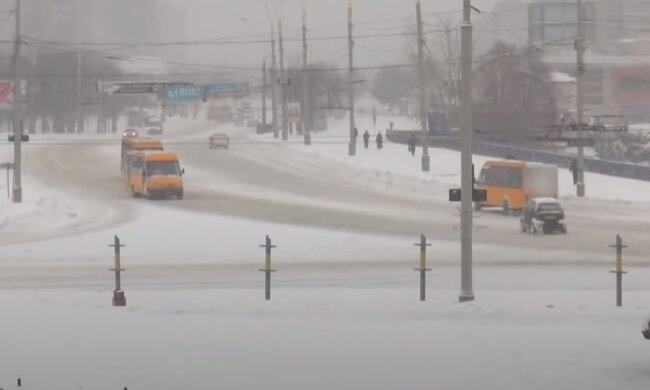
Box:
2;113;650;389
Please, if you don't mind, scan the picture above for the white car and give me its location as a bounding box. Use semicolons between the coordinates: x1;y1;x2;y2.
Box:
209;133;230;149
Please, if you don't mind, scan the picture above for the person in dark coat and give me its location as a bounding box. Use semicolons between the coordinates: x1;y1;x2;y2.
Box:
408;134;417;156
376;132;383;150
353;127;359;139
363;130;370;149
569;159;578;185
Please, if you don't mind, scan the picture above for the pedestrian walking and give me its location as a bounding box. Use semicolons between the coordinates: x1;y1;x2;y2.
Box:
376;132;383;150
408;134;417;156
363;130;370;149
569;158;578;185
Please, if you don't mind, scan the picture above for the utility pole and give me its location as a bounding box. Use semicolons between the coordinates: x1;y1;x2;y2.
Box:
77;52;83;133
279;20;288;141
416;1;430;172
270;26;278;138
459;0;474;303
28;49;36;134
12;0;22;203
576;0;586;197
302;8;311;144
347;2;356;156
262;60;267;126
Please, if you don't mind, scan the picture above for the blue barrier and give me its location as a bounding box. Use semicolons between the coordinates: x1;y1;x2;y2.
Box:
386;131;650;182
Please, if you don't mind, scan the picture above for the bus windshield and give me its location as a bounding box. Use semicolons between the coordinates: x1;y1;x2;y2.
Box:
147;161;180;176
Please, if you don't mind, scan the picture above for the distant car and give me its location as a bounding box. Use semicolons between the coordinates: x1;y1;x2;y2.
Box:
209;133;230;149
520;198;567;234
147;127;163;135
256;123;274;134
122;128;139;138
241;111;256;126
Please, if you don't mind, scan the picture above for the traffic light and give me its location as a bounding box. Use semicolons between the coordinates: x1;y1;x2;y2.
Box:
8;134;29;142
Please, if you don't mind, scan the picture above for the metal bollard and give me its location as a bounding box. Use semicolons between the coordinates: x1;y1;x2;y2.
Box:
109;235;127;307
413;234;432;301
609;234;628;307
259;235;277;300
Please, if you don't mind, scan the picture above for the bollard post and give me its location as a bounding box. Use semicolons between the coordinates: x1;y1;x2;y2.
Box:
109;235;127;307
259;235;277;300
609;234;628;307
413;234;432;301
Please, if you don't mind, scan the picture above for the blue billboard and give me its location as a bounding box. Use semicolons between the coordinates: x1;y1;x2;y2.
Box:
163;82;250;101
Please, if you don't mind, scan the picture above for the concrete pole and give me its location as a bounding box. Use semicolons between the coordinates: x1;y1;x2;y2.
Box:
77;52;83;133
270;26;278;138
416;1;430;172
28;49;36;134
576;0;586;197
279;20;288;141
262;60;267;125
347;2;356;156
459;0;474;303
12;0;22;203
302;8;311;144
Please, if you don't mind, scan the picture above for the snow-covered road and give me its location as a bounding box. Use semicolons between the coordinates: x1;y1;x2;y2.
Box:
3;115;650;390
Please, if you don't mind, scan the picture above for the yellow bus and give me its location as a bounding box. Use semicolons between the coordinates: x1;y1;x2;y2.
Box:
121;138;164;174
126;151;184;200
475;160;558;214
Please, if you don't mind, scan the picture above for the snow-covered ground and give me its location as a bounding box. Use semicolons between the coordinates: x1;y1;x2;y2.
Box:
2;112;650;389
2;289;650;390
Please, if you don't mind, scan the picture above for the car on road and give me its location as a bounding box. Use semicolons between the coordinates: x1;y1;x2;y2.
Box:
209;133;230;149
520;198;567;234
147;126;163;135
122;128;139;139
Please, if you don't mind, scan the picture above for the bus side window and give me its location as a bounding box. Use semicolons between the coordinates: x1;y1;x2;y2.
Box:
488;166;504;187
505;167;523;187
478;169;488;184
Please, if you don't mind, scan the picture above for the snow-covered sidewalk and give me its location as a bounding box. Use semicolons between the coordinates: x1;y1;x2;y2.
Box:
1;288;649;390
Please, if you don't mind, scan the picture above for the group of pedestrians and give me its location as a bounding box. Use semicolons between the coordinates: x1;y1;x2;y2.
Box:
355;127;383;150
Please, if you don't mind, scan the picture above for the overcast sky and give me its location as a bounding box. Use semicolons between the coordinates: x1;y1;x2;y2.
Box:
172;0;510;71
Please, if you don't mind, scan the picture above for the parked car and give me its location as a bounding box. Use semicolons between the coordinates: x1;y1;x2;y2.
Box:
122;128;139;139
209;133;230;149
520;198;567;234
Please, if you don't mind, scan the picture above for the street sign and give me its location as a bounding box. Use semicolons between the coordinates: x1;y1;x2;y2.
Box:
204;82;249;98
164;84;203;101
97;81;163;95
449;188;487;202
0;80;13;108
567;139;595;147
